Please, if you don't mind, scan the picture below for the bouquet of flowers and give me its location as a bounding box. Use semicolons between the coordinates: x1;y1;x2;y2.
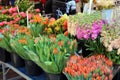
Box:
29;14;48;37
100;19;120;64
68;12;102;36
68;12;105;55
0;24;19;53
23;34;77;74
10;26;33;60
95;0;115;10
64;54;113;80
44;14;68;35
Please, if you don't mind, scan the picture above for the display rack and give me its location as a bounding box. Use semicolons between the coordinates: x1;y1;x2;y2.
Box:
1;60;120;80
0;61;46;80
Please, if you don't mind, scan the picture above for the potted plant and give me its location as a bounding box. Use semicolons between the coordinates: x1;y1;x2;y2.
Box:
64;54;113;80
23;34;77;80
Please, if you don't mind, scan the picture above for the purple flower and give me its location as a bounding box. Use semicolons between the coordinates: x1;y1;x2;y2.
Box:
83;34;90;40
91;33;98;40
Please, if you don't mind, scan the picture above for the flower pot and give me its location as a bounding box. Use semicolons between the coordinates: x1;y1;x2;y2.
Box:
25;60;43;76
0;47;11;62
11;53;25;68
102;9;113;24
46;73;67;80
113;64;120;80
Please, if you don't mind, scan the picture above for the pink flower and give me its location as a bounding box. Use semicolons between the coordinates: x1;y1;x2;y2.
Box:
28;14;32;19
77;27;83;39
12;7;17;12
20;12;26;18
30;20;34;23
3;21;7;25
35;9;40;13
15;17;21;22
0;22;4;26
0;29;2;33
12;12;18;17
83;34;90;40
91;33;98;40
8;8;13;14
6;22;11;25
2;10;7;14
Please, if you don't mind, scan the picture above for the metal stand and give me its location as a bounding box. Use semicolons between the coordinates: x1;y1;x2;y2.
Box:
0;61;32;80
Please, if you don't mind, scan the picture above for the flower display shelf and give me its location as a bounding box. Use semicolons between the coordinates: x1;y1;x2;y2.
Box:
0;61;46;80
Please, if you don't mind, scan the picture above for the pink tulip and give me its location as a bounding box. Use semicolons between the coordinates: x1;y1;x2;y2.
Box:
0;22;4;26
12;7;17;12
28;14;32;19
20;12;26;18
15;17;21;22
30;20;34;23
35;9;40;13
0;29;2;33
6;22;11;25
12;12;18;17
8;8;13;14
3;21;7;25
2;10;7;14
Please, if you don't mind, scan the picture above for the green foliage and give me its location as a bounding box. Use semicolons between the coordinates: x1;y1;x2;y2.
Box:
10;34;34;60
29;23;45;37
15;0;32;12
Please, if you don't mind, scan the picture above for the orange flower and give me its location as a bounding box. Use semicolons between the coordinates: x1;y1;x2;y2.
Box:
34;15;42;23
53;48;58;54
63;20;68;30
18;38;28;44
17;27;30;35
43;17;49;25
13;24;19;28
57;41;64;46
64;31;68;36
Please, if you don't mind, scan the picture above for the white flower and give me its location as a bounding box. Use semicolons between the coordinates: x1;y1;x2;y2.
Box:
117;48;120;55
107;45;113;52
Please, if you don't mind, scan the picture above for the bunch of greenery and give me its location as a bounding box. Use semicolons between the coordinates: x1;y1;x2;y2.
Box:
15;0;32;12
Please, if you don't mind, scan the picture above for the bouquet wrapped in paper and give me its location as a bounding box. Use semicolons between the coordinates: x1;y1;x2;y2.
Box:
23;34;77;74
10;26;33;60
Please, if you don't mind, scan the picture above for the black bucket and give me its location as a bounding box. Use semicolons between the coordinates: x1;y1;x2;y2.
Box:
46;73;68;80
0;48;11;62
11;53;25;68
25;60;43;76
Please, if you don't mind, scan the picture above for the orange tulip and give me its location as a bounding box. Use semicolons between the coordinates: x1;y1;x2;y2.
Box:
64;31;68;36
53;48;58;54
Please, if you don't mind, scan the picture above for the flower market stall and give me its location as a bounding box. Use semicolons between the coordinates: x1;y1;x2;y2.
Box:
0;0;120;80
